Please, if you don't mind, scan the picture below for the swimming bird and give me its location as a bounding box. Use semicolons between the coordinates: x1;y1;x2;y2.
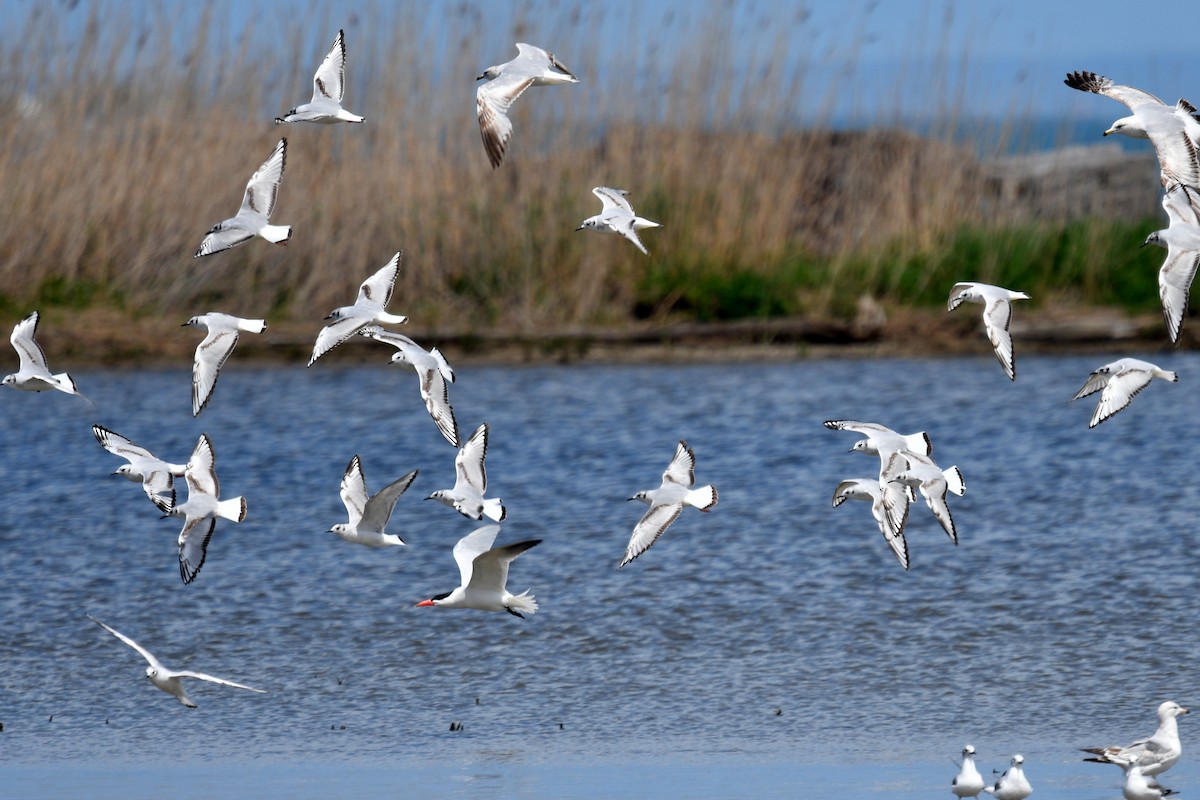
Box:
476;42;578;168
1082;700;1189;777
1144;185;1200;343
275;29;364;124
3;311;87;401
983;754;1031;800
329;455;417;547
183;312;267;416
1071;358;1179;428
576;187;662;255
308;252;408;366
620;440;717;568
1122;763;1178;800
952;744;986;798
947;282;1030;380
91;424;185;513
87;615;265;708
1064;70;1200;191
885;450;965;545
416;525;540;616
360;326;460;447
194;138;291;257
166;433;247;585
831;479;909;570
428;422;506;522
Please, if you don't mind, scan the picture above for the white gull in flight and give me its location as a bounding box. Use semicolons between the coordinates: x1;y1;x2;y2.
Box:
576;187;662;255
194;138;291;257
166;433;247;584
832;478;909;570
92;424;185;513
620;440;717;568
1064;70;1200;191
1145;185;1200;343
416;525;540;616
360;326;460;447
3;311;87;401
1071;358;1178;428
88;615;265;708
947;282;1029;380
329;455;417;547
427;422;506;522
476;42;578;168
885;450;965;545
275;29;364;125
183;312;266;416
308;252;407;366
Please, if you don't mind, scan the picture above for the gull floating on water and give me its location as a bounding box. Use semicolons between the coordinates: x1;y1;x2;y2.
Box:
952;744;986;798
947;282;1029;380
183;312;266;416
983;754;1031;800
620;440;717;568
166;433;247;585
1121;762;1179;800
1082;700;1189;777
1145;185;1200;343
1064;70;1200;192
885;450;965;545
1071;358;1178;428
275;29;364;125
329;455;417;547
832;479;909;570
194;138;291;257
3;311;87;401
416;525;540;616
87;615;265;708
360;326;460;447
92;424;185;514
308;252;408;366
428;422;506;522
476;42;578;168
576;187;662;255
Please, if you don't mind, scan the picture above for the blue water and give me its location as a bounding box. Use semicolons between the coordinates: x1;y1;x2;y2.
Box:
2;352;1199;798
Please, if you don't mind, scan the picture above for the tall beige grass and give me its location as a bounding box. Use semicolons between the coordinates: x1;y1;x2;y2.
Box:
0;1;1125;340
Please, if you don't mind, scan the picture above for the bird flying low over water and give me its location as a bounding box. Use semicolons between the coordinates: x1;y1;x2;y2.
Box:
947;282;1029;380
329;455;417;547
275;29;364;125
3;311;88;402
1071;358;1179;428
476;42;578;168
428;422;506;522
308;252;408;366
1145;185;1200;344
87;615;265;708
416;525;540;617
620;440;717;568
183;312;267;416
166;433;247;585
92;424;185;514
885;450;965;545
360;326;460;447
823;419;929;534
1081;700;1189;777
832;478;909;570
1064;70;1200;193
576;187;662;255
194;138;291;257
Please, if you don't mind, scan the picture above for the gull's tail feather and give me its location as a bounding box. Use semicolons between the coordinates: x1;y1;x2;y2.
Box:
632;216;661;230
242;319;268;334
261;225;291;245
432;348;455;383
507;589;538;616
482;497;507;523
943;466;966;496
687;485;718;511
218;496;247;523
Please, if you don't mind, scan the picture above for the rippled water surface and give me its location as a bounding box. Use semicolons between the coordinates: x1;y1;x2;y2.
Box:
2;352;1199;798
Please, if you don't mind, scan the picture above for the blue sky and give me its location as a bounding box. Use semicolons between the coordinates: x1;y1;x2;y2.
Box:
8;0;1200;132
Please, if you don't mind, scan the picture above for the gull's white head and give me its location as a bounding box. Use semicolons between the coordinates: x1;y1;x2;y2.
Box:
1104;115;1147;139
1143;230;1167;249
329;523;350;536
182;316;202;328
963;744;976;756
628;490;651;504
2;374;16;386
850;439;878;455
576;216;605;233
1010;755;1024;767
476;65;502;81
145;666;158;681
113;465;141;482
388;352;413;368
1159;700;1189;720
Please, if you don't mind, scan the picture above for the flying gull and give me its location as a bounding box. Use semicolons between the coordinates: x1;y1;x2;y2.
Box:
194;138;291;257
947;282;1029;380
576;187;662;255
1071;358;1178;428
183;312;266;416
476;42;578;168
620;439;717;568
329;454;417;547
308;252;408;366
275;29;364;124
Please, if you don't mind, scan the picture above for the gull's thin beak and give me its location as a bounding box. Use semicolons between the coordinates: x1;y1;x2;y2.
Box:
1103;128;1114;137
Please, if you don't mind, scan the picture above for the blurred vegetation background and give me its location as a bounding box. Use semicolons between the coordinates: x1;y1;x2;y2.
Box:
0;1;1170;360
